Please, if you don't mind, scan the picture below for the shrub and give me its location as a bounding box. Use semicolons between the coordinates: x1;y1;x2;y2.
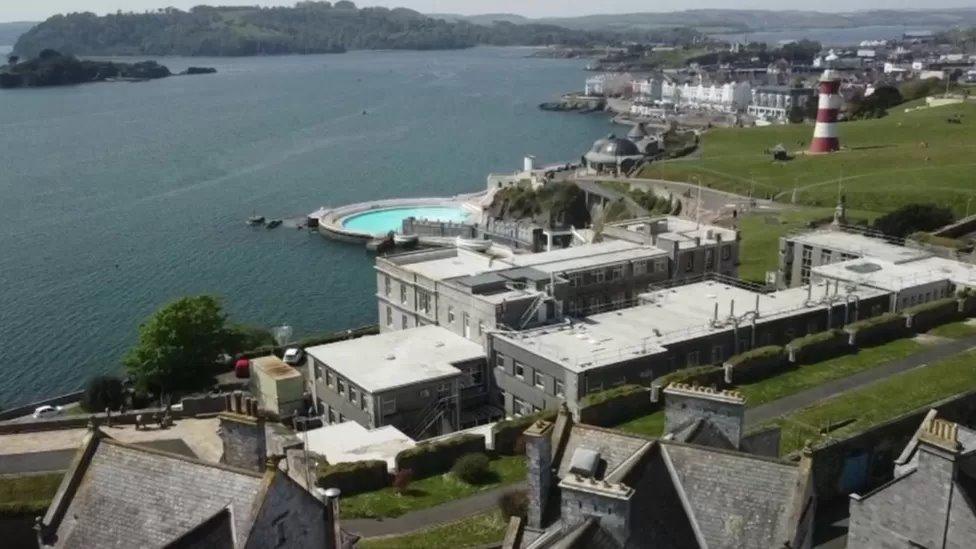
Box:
392;468;414;495
493;410;557;456
658;365;725;388
580;385;654;427
904;297;961;332
81;375;124;412
498;489;529;520
787;330;849;364
873;203;954;239
724;346;786;383
452;453;492;484
315;460;388;496
845;313;908;347
395;433;486;478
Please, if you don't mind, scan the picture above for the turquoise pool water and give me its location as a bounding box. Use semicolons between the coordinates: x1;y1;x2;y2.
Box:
341;205;471;234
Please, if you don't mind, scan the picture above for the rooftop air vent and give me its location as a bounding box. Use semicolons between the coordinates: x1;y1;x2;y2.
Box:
434;341;445;347
569;448;601;478
385;354;396;361
845;262;883;274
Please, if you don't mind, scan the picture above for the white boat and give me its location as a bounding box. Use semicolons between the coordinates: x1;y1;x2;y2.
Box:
393;233;419;246
455;236;491;252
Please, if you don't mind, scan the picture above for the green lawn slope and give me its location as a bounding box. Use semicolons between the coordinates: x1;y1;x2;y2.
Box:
639;101;976;215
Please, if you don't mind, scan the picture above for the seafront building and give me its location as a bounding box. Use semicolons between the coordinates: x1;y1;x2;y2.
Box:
661;80;752;112
747;85;815;122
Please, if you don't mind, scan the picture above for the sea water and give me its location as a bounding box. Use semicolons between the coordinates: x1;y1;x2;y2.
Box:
0;47;612;406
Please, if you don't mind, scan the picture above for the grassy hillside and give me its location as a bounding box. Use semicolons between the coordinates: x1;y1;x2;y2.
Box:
639;101;976;215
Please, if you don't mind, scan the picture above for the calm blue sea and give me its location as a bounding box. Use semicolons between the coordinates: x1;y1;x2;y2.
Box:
0;47;612;407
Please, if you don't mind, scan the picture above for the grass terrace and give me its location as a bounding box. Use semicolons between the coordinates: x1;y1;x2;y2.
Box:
639;100;976;215
341;455;526;519
927;320;976;340
358;511;508;549
771;349;976;455
0;472;63;517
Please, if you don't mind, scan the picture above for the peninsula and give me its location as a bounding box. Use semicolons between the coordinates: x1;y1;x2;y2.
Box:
0;49;214;89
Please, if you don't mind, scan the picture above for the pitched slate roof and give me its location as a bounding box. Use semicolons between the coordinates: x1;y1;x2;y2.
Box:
555;424;652;480
42;433;267;548
661;441;800;549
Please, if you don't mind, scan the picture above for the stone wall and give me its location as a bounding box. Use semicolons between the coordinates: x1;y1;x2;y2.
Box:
578;386;656;427
401;218;476;238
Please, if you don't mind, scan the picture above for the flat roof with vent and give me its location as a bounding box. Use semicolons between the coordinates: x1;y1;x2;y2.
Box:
813;256;976;292
305;325;481;393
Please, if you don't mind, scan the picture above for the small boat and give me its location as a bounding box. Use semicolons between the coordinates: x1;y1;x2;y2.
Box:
266;219;283;229
393;233;419;247
455;236;491;252
247;215;266;226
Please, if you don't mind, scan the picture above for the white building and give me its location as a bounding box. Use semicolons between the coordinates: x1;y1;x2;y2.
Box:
631;77;663;101
747;86;815;122
661;80;752;112
584;73;632;97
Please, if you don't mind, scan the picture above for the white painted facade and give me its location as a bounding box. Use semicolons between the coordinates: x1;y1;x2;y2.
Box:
661;81;752;112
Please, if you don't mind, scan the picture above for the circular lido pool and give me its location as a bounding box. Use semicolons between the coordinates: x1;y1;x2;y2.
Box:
341;205;471;235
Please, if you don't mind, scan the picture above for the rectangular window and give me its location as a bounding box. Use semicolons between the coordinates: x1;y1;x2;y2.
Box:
514;361;526;380
386;306;393;327
470;367;484;386
448;306;455;324
496;354;506;370
512;396;529;417
609;265;623;281
534;370;545;389
382;395;396;416
686;351;700;367
438;382;451;394
633;260;647;275
595;270;606;284
361;393;369;411
314;364;323;381
326;370;334;388
339;414;345;423
587;379;603;394
419;388;430;398
820;249;832;264
684;254;695;273
721;245;731;260
568;273;583;287
400;284;407;305
705;249;715;270
555;379;565;398
655;259;667;273
349;387;357;404
401;314;408;329
337;379;345;395
463;313;471;338
417;289;431;314
327;407;336;424
384;275;391;296
478;320;485;336
711;345;723;363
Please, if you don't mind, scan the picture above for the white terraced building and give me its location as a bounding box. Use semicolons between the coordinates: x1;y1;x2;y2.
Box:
661;80;752;112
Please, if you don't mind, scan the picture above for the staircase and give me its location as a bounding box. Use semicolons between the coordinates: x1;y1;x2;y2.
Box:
409;395;452;440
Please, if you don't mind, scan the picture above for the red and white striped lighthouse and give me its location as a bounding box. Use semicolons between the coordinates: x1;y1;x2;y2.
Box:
809;69;842;154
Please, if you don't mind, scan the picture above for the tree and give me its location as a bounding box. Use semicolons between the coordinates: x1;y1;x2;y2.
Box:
225;324;276;354
81;375;124;412
873;203;955;238
392;469;414;495
124;295;230;393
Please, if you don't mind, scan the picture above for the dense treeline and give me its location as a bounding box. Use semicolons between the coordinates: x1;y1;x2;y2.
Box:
13;2;615;58
0;49;171;88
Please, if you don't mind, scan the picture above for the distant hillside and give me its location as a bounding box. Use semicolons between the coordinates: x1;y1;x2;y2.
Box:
0;21;37;46
428;13;530;25
13;3;612;58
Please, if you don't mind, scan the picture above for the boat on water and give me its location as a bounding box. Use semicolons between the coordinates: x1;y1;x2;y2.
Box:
266;219;283;229
393;233;419;246
455;236;491;252
247;215;266;226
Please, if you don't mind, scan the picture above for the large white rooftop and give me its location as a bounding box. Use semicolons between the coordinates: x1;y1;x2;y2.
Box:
813;256;976;292
304;422;415;471
402;249;501;280
504;240;666;273
497;280;885;372
305;325;483;393
788;229;930;264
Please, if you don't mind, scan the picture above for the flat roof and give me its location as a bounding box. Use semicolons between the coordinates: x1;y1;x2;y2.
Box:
813;256;976;292
251;356;301;380
305;325;482;393
497;280;885;372
404;249;502;281
506;240;666;273
304;422;415;470
788;229;929;264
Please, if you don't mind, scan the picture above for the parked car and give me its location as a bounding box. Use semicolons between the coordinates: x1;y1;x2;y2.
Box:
283;348;305;366
32;405;63;419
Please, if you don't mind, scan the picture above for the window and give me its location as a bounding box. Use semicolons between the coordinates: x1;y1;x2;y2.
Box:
400;284;407;305
361;393;369;412
314;364;323;381
512;396;530;417
339;414;345;423
654;259;667;273
384;275;391;296
496;354;506;370
417;289;431;314
382;395;397;415
684;254;695;272
515;361;526;380
419;388;431;398
386;306;393;327
633;260;647;275
401;314;409;329
534;370;545;389
705;249;715;270
349;387;358;405
587;379;603;394
478;320;485;336
448;306;455;324
595;270;606;284
721;245;731;261
555;379;565;398
568;273;583;287
326;370;334;388
463;313;471;338
327;407;336;424
438;382;451;395
686;351;700;367
800;245;813;284
470;367;484;386
337;379;346;395
609;265;623;281
711;345;723;363
820;249;832;264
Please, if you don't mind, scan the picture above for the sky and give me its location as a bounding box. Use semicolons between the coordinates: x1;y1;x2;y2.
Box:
1;0;974;23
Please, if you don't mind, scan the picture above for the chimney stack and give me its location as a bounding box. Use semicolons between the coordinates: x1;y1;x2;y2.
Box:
218;392;267;472
664;384;746;449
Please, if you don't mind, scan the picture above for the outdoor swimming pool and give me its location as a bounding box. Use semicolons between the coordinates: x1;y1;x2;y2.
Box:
340;205;471;235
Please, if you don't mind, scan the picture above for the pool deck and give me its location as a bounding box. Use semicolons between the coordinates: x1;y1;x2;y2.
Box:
313;191;487;243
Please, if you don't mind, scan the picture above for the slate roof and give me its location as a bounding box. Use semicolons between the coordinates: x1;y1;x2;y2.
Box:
665;418;737;451
42;434;266;549
661;441;799;549
555;424;652;480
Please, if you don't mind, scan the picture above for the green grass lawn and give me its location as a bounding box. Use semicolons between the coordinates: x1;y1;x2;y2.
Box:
738;338;923;406
341;456;526;519
358;511;508;549
0;472;63;516
638;100;976;215
927;320;976;339
772;350;976;455
611;337;925;438
735;207;880;283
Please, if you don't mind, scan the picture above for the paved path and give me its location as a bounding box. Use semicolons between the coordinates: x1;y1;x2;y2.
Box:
745;335;976;426
344;481;525;538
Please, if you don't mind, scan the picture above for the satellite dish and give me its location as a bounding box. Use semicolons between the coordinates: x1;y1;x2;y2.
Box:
272;325;294;346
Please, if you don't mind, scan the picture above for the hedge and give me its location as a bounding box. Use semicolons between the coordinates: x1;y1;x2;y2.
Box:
787;330;850;365
395;433;486;478
315;459;388;496
579;385;654;427
724;345;786;383
493;410;557;456
844;313;909;347
903;297;961;332
658;365;726;388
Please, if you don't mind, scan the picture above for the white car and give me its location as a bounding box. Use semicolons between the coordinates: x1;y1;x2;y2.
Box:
32;405;63;419
283;348;305;366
